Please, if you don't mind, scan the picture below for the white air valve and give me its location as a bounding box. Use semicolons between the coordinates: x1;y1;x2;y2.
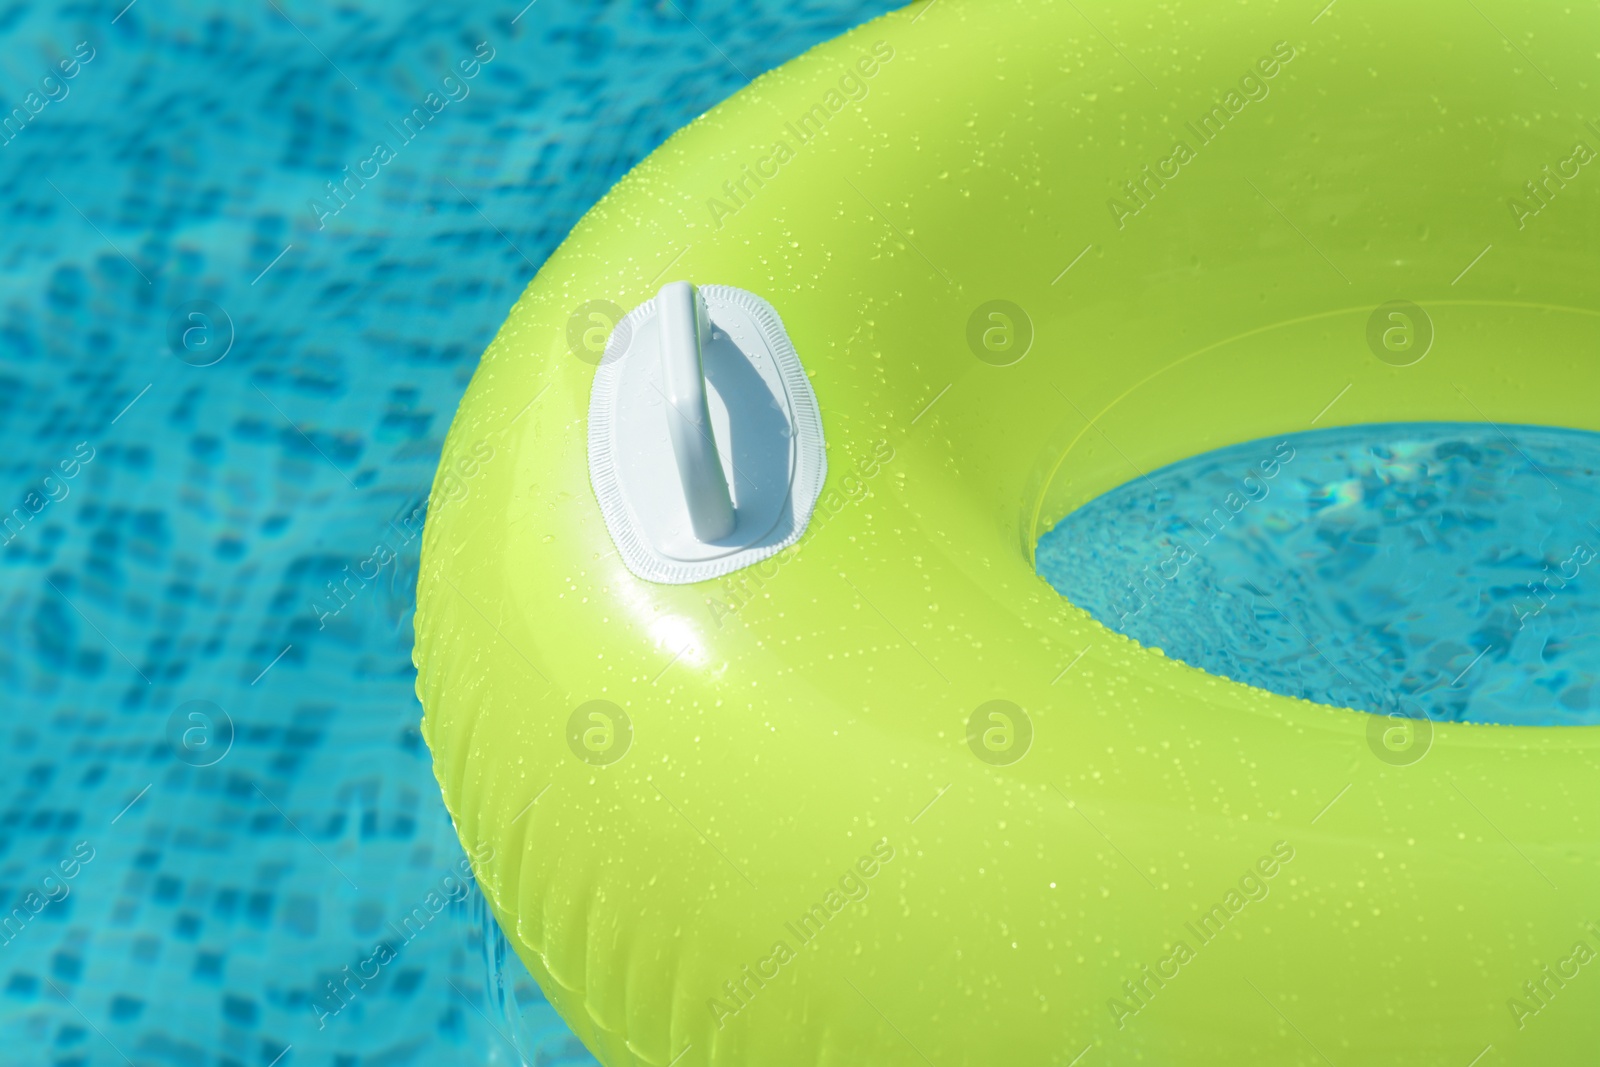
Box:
586;281;826;585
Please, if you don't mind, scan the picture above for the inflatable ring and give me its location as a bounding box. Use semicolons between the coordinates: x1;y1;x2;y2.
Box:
417;3;1600;1064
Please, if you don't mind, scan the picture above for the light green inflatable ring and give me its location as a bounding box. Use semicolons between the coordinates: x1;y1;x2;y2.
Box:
416;1;1600;1063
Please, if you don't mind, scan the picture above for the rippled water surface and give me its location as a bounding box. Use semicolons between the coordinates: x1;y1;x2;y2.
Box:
1038;422;1600;726
1;2;895;1063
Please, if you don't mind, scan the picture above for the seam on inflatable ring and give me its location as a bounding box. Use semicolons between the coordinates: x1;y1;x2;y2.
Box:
424;706;668;1065
424;739;643;1066
418;588;658;1062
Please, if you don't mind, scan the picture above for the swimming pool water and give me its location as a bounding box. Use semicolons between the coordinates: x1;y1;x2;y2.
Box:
1;2;895;1064
1038;422;1600;726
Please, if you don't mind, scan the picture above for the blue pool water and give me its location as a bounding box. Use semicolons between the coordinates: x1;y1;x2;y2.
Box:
0;2;894;1064
1038;422;1600;726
